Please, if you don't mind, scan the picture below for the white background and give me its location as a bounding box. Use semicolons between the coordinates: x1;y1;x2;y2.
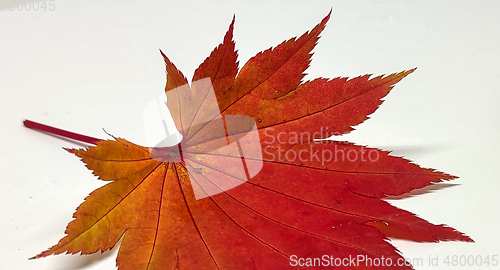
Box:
1;0;499;269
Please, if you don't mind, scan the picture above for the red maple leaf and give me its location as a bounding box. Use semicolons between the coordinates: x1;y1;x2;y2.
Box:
27;11;472;269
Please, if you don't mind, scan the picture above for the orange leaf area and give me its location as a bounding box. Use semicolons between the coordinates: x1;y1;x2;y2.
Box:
32;11;472;270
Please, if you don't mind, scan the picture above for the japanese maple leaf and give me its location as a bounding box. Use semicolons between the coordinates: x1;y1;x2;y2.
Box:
30;11;472;270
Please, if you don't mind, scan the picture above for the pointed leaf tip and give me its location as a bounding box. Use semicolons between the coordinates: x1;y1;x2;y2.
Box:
322;9;332;25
